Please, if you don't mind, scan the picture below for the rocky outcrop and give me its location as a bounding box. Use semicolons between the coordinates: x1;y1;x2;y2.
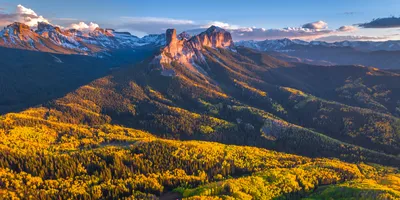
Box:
1;22;40;47
155;26;235;77
192;26;234;49
7;22;31;35
161;26;234;63
63;29;83;37
166;29;177;45
89;27;114;37
164;28;186;59
37;22;62;34
177;32;191;40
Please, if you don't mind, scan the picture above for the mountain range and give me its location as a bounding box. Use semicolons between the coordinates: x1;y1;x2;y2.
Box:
237;38;400;69
236;38;400;52
3;21;400;70
0;22;166;56
0;22;399;199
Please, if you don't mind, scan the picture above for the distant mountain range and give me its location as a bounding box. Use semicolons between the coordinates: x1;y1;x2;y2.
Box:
236;38;400;69
0;22;166;56
236;38;400;52
3;21;400;70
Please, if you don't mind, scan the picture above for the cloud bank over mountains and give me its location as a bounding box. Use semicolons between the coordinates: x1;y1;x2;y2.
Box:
0;5;99;32
0;4;49;27
0;4;398;41
70;22;100;32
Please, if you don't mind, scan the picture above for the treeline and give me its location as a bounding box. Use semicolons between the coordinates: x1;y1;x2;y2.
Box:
0;137;398;199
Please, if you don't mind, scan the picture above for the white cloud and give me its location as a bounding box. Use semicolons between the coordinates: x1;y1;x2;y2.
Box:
230;27;334;41
16;5;37;16
302;20;328;29
316;35;391;42
201;21;239;30
0;4;50;27
120;17;194;25
0;5;99;32
70;22;99;32
338;25;358;32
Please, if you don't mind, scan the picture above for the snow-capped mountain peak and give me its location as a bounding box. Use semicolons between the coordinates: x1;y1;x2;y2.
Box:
236;38;400;52
0;22;167;56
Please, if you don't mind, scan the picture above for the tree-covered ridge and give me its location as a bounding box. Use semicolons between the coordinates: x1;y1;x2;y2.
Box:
182;162;400;200
0;110;399;199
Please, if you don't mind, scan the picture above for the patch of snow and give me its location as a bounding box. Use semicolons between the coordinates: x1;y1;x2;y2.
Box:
50;54;63;63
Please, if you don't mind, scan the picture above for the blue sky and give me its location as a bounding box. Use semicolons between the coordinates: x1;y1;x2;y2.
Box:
1;0;400;41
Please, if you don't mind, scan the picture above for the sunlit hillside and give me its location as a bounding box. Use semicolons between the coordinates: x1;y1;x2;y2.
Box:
0;26;399;199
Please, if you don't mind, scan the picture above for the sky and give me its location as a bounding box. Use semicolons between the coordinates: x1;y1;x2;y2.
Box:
1;0;400;41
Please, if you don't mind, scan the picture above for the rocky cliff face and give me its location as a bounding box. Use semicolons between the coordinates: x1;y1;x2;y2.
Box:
0;22;33;40
154;26;235;76
164;28;185;58
0;22;44;50
89;27;115;37
37;22;62;34
177;31;191;40
192;26;234;49
159;26;234;62
8;22;31;35
36;22;83;51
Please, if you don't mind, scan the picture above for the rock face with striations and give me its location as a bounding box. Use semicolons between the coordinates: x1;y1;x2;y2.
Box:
89;27;115;37
165;28;185;58
36;22;64;40
166;29;177;45
177;31;191;40
37;22;62;34
7;22;31;35
155;26;235;76
191;26;234;49
1;22;40;46
161;26;234;63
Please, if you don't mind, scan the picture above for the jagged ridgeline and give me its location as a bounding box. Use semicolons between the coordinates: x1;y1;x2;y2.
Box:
0;22;166;55
0;22;165;114
0;26;399;199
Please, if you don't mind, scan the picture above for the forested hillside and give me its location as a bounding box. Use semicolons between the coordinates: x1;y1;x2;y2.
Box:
0;108;399;199
0;26;399;199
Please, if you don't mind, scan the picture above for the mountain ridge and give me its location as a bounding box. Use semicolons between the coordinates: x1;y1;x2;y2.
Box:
236;38;400;52
0;22;166;56
237;38;400;69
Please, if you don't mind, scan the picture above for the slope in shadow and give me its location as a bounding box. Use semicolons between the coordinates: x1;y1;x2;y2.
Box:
0;46;157;114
